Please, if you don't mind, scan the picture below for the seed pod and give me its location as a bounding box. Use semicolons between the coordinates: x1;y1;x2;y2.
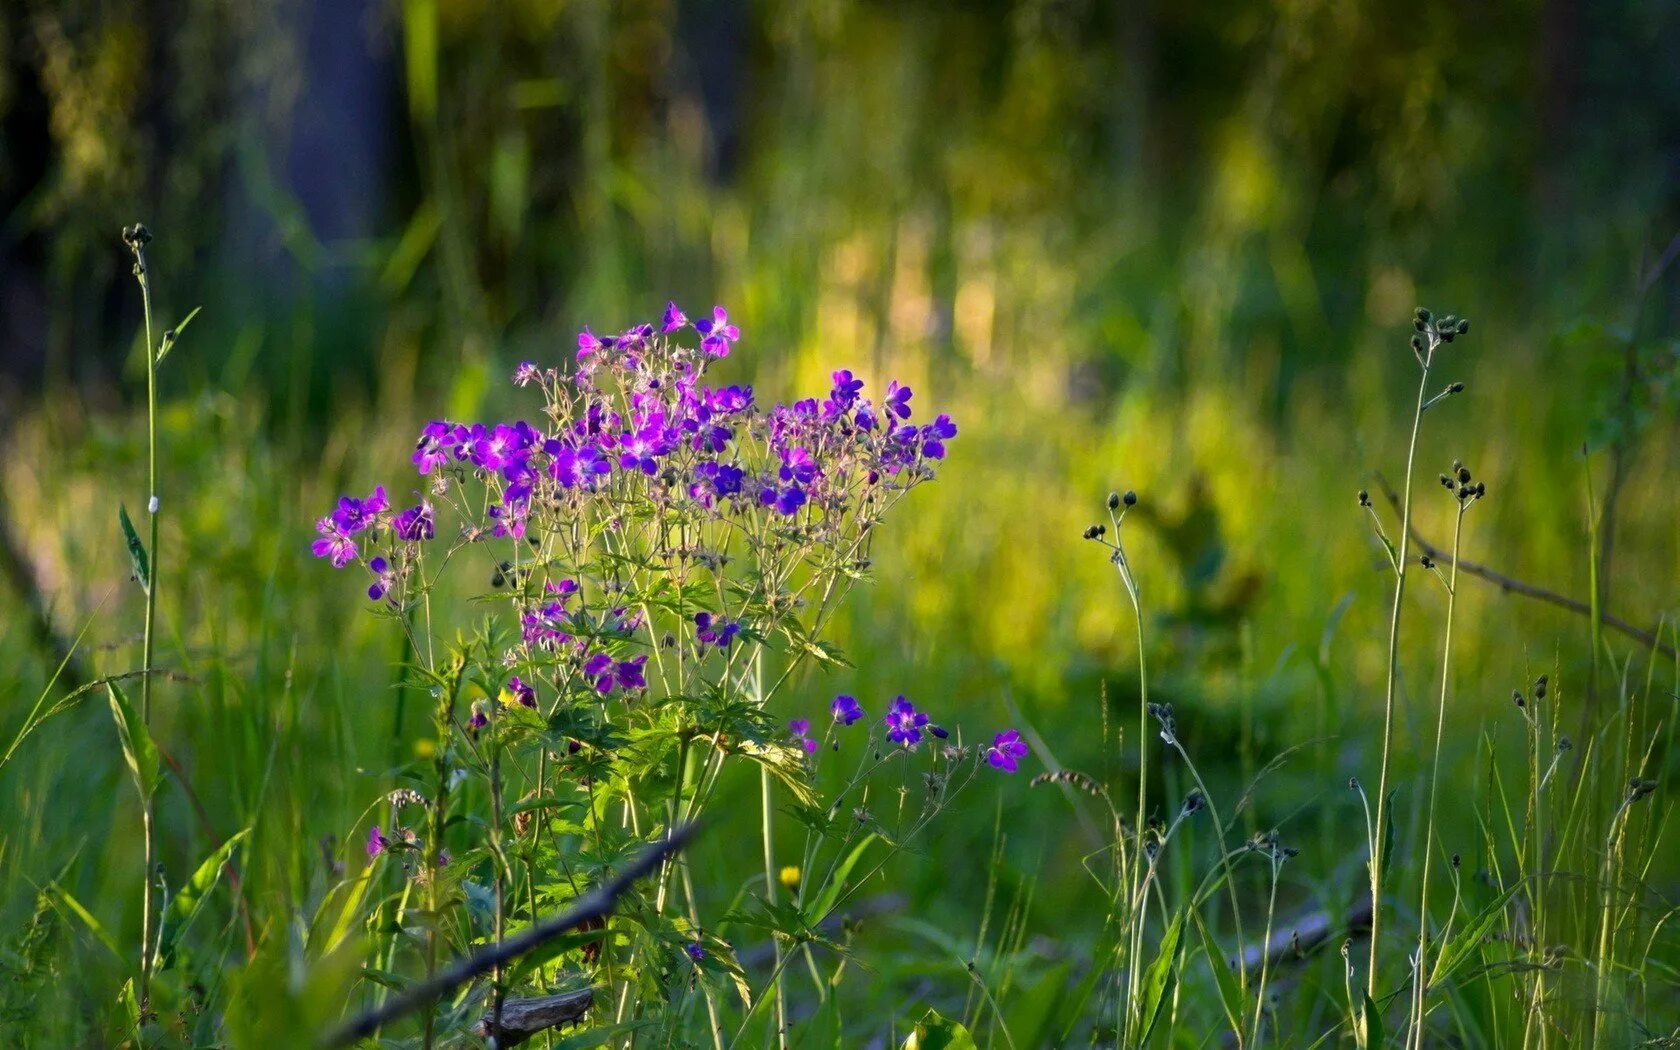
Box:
1107;492;1122;511
1123;490;1138;507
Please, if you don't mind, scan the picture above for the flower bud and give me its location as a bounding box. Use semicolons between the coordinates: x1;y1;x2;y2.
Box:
1107;492;1122;511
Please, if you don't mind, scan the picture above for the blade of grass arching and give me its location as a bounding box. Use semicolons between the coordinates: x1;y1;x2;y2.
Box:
0;592;111;776
1485;741;1523;871
41;881;122;961
1555;735;1599;865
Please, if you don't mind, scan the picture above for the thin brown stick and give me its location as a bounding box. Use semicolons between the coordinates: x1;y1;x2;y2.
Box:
321;824;699;1048
1373;474;1675;661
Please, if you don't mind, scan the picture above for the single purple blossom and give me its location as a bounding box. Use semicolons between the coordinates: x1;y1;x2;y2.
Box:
695;612;740;649
694;306;741;357
884;381;913;420
505;675;537;708
830;369;865;408
414;421;454;473
550;442;613;489
577;326;607;359
311;518;358;568
986;730;1029;773
884;695;929;747
330;485;388;535
367;556;395;601
760;484;807;516
685;941;706;962
367;825;390;857
615;656;649;692
778;447;819;485
662;302;689;332
789;718;818;754
920;414;958;460
831;695;864;726
513;361;541;387
395;502;435;541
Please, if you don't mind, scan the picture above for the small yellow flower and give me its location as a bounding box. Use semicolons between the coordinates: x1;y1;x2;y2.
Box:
778;865;801;889
414;738;438;759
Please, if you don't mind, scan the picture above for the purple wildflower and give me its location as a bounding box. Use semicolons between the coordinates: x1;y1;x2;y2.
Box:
414;421;454;473
615;656;649;692
884;381;913;420
513;361;541;387
985;730;1029;773
685;941;706;962
662;302;689;332
831;695;864;726
884;696;929;747
694;306;741;357
761;483;807;516
311;518;357;568
577;326;607;359
505;675;537;708
331;485;388;535
367;826;390;858
550;442;612;489
920;414;958;460
695;612;740;649
789;718;818;754
829;369;865;409
367;556;395;601
395;502;435;541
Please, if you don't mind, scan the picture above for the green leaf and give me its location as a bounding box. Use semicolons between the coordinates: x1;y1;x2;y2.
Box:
156;828;249;968
154;305;201;365
1428;881;1524;987
740;740;819;808
803;833;876;926
119;504;150;594
902;1009;978;1050
42;882;121;960
1355;988;1383;1050
107;681;160;803
1191;910;1245;1037
1137;909;1185;1045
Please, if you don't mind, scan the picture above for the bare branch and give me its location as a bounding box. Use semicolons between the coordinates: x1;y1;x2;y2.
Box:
321;824;699;1047
1372;474;1675;661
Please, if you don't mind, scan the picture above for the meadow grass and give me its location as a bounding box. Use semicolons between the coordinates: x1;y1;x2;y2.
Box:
0;228;1674;1050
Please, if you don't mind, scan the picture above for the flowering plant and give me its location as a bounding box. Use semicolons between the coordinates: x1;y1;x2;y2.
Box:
313;304;1021;1044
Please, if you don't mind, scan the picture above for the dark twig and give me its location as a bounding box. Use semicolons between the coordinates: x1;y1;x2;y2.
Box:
321;823;700;1048
1373;474;1675;661
477;987;594;1047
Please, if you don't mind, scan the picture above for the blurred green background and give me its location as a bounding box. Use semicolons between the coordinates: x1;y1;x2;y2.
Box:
1;0;1677;1034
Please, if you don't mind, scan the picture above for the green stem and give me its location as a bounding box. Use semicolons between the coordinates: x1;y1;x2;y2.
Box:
758;645;788;1050
1369;357;1432;996
1410;505;1464;1048
130;233;161;1025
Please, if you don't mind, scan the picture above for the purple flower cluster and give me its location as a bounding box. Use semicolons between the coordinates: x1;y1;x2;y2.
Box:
315;304;956;584
809;694;1026;772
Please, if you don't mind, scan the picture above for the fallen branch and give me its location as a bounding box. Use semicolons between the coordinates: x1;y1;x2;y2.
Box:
1373;474;1675;661
321;823;699;1047
476;987;594;1047
1235;893;1373;973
